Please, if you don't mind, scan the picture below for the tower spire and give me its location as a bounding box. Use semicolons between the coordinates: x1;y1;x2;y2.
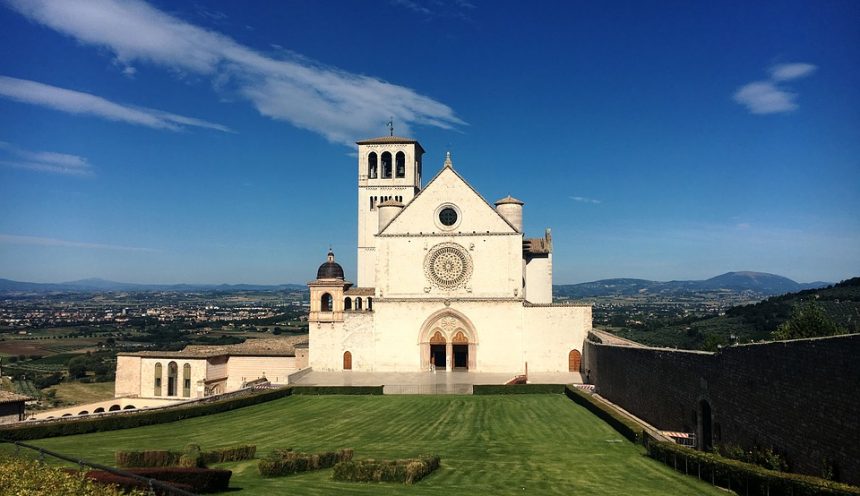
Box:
387;117;394;136
443;151;453;168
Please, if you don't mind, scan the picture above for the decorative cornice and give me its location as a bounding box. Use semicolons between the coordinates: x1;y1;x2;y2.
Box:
378;232;520;238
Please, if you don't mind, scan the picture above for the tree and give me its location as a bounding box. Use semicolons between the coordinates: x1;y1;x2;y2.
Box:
772;301;844;340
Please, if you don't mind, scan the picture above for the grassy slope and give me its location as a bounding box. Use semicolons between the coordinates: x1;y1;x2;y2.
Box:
47;381;115;405
22;395;723;496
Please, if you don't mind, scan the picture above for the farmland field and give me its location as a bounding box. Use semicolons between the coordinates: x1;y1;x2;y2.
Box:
21;394;724;495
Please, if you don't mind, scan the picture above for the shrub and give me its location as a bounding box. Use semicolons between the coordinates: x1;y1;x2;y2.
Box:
646;437;860;496
291;386;383;395
83;471;192;495
0;456;147;496
179;443;204;468
563;385;643;443
0;386;293;441
98;467;232;494
201;444;257;464
332;455;441;484
258;448;353;477
473;384;564;395
115;450;183;468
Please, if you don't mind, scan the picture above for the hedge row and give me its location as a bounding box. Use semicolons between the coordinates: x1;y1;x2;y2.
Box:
332;455;441;485
258;448;354;477
473;384;565;395
646;438;860;496
116;444;256;468
0;387;294;441
115;450;183;468
291;386;383;395
88;467;232;494
83;471;191;495
201;444;257;464
563;385;643;443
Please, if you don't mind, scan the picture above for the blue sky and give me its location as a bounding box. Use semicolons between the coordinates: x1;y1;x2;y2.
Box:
0;0;858;285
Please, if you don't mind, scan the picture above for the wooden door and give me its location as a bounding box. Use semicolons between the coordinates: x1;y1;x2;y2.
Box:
568;350;581;372
343;351;352;370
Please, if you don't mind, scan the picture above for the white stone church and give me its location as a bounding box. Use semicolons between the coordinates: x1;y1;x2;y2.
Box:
113;135;591;402
308;136;591;373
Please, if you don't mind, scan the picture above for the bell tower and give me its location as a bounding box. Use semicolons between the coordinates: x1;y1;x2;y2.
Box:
355;135;424;288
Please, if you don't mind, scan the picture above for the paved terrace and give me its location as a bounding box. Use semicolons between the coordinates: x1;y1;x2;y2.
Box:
291;370;583;394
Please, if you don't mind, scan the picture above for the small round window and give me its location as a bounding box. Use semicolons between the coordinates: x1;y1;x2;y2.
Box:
439;207;458;226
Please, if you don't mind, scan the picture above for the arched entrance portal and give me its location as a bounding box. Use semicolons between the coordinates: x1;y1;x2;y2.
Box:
568;350;582;372
418;310;478;371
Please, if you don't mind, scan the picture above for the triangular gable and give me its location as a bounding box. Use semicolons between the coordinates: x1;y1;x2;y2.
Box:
379;166;518;235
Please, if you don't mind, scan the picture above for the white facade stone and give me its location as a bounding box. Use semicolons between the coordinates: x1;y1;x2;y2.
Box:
308;137;592;374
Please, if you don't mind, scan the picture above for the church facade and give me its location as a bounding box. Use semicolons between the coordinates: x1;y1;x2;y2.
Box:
308;136;591;373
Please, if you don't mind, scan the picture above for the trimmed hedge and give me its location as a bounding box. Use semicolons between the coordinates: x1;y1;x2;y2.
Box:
115;450;182;468
117;444;256;468
101;467;232;494
201;444;256;464
473;384;565;395
563;385;643;443
646;437;860;496
0;387;293;441
291;386;383;395
84;471;192;495
332;455;441;484
258;448;354;477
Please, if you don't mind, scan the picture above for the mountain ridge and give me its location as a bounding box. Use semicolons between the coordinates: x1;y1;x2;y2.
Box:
0;271;833;296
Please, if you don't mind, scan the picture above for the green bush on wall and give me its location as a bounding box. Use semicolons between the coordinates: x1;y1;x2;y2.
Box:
646;438;860;496
291;386;383;395
0;388;293;441
472;384;565;395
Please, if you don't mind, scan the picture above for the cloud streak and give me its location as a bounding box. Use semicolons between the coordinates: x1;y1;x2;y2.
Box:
570;196;601;204
0;141;94;176
0;234;160;252
733;61;817;115
3;0;465;144
0;75;231;132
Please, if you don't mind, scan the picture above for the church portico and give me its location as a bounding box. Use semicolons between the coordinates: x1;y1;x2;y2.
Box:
418;308;478;371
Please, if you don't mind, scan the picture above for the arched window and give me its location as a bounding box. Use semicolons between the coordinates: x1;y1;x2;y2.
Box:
167;361;178;396
321;293;333;312
183;363;191;397
343;351;352;370
395;151;406;178
381;152;392;178
355;297;362;310
154;362;162;396
344;297;352;310
368;152;378;178
367;297;373;311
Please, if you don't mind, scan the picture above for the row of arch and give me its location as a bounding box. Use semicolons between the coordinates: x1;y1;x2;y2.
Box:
369;195;404;210
153;362;192;397
45;404;136;419
367;151;406;179
319;293;373;312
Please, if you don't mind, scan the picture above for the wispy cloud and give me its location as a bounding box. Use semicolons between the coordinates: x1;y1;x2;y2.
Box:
570;196;601;204
733;61;817;115
0;234;160;252
0;75;231;132
3;0;465;145
0;141;94;176
770;63;816;81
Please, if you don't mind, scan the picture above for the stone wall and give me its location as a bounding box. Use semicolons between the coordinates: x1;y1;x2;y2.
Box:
583;331;860;485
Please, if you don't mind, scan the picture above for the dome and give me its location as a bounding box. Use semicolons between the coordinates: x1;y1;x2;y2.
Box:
316;250;344;280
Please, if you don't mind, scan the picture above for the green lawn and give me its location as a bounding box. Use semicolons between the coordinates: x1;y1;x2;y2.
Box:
22;395;723;495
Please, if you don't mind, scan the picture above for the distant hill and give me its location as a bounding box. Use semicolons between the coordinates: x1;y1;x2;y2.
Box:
554;271;829;299
611;277;860;350
0;278;306;293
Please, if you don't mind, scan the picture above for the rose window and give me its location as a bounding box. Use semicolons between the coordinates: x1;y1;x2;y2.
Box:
425;243;472;290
